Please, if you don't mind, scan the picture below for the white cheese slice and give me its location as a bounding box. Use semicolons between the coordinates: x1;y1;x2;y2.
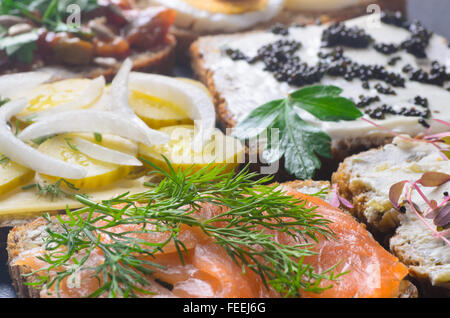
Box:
0;176;149;225
197;15;450;147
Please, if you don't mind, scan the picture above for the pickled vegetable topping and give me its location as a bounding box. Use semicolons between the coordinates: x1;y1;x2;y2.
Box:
0;0;175;69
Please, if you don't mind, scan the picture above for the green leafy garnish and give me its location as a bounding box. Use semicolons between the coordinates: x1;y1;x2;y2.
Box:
0;96;10;107
64;137;79;151
94;132;102;143
22;178;80;201
233;85;363;179
27;159;343;298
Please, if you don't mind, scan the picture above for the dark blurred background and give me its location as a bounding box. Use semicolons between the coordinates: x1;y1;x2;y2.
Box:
408;0;450;40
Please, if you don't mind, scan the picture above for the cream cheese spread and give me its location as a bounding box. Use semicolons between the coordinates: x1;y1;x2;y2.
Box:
197;15;450;146
344;136;450;287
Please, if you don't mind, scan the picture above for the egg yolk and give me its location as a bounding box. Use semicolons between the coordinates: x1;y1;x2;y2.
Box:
184;0;269;14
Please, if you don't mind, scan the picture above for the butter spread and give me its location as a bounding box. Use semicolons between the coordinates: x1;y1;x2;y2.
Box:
346;136;450;286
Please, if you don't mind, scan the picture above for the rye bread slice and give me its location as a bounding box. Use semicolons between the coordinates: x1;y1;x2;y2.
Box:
6;180;417;298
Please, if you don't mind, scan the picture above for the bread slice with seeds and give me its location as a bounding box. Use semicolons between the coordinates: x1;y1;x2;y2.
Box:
332;136;450;296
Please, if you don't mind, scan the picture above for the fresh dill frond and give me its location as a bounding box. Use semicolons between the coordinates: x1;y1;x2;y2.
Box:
0;96;10;107
22;178;80;201
64;138;79;152
31;134;56;146
94;132;102;143
30;159;342;298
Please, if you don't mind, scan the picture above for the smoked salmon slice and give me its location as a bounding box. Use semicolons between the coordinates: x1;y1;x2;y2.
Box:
12;188;409;298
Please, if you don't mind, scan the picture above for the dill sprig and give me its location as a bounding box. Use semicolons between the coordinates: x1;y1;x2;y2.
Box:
28;159;343;298
22;178;80;201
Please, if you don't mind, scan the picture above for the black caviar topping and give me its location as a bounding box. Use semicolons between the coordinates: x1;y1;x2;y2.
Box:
401;21;433;58
381;11;433;59
380;11;410;29
399;107;430;118
418;118;430;128
444;191;449;197
321;22;372;48
374;43;399;55
413;96;429;108
375;83;396;95
399;206;407;213
225;48;249;61
365;104;397;119
324;59;405;87
270;23;289;36
387;56;402;66
365;104;430;120
356;95;380;108
402;64;413;73
405;61;449;87
317;47;344;62
362;81;370;89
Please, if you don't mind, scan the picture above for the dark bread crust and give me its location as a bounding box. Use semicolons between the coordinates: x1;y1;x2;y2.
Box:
7;218;47;298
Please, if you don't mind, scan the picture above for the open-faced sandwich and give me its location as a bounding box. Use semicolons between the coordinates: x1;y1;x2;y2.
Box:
191;11;450;179
7;166;416;298
0;60;244;226
0;0;177;80
333;132;450;296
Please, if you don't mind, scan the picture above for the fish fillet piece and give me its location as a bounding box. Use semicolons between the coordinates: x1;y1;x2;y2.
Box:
12;192;408;298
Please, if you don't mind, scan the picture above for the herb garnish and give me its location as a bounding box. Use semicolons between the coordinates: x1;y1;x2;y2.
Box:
389;171;450;245
28;159;343;298
94;132;102;143
64;137;79;152
22;178;80;201
0;96;11;107
233;85;363;179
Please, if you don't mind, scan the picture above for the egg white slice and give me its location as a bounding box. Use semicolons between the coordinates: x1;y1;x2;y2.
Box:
149;0;285;33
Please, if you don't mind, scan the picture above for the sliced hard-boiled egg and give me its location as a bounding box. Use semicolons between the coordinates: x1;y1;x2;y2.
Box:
129;72;215;151
139;125;244;174
148;0;285;32
129;90;193;129
0;99;87;180
38;134;134;189
128;77;211;129
0;157;35;196
67;133;142;167
17;77;105;121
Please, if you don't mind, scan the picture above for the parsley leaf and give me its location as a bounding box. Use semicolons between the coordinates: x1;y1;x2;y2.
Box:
233;85;363;179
